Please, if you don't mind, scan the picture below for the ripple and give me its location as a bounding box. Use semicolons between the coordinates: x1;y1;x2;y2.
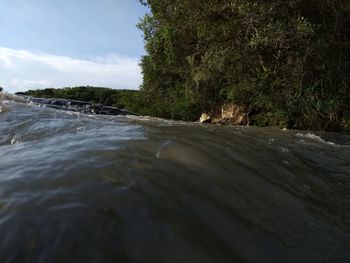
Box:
0;101;349;262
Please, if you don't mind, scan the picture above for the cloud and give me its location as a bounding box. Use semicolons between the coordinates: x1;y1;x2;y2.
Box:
0;47;142;93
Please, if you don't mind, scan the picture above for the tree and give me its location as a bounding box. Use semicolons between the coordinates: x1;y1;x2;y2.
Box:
138;0;350;130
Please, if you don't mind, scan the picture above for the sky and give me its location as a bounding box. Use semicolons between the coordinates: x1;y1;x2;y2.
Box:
0;0;148;93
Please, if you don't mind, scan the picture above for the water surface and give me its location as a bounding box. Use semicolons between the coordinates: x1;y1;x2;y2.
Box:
0;99;349;262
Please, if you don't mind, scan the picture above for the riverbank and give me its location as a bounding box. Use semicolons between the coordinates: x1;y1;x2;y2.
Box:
198;103;350;133
3;88;350;132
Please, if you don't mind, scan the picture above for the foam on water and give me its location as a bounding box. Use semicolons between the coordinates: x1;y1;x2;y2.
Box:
297;132;329;143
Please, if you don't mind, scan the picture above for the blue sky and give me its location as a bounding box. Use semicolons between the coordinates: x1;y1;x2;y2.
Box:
0;0;148;93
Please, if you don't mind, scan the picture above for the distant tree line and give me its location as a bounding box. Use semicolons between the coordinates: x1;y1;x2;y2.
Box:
137;0;350;131
19;86;143;113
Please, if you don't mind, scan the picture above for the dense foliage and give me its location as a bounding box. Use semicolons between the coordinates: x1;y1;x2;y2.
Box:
20;87;144;113
138;0;350;130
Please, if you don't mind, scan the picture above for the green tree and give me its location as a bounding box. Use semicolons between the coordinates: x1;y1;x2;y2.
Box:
138;0;350;130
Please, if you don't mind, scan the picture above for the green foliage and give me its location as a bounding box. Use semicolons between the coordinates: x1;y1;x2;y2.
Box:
138;0;350;130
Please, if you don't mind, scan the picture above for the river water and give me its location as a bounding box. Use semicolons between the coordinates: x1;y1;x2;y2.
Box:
0;99;349;262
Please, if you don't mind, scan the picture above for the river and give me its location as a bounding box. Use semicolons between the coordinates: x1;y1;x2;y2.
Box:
0;98;349;262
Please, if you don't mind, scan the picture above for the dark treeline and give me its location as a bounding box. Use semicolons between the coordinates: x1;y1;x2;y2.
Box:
20;87;143;113
137;0;350;131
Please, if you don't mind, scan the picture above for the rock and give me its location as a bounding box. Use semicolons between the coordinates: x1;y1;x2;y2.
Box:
221;104;248;125
199;113;211;123
199;104;248;125
0;93;28;103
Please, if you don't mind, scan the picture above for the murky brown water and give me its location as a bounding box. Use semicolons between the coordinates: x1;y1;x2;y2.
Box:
0;99;350;262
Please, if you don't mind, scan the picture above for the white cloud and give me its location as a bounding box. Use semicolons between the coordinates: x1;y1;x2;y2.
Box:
0;47;142;93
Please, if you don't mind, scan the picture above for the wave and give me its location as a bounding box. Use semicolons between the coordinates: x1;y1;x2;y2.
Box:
0;99;349;262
